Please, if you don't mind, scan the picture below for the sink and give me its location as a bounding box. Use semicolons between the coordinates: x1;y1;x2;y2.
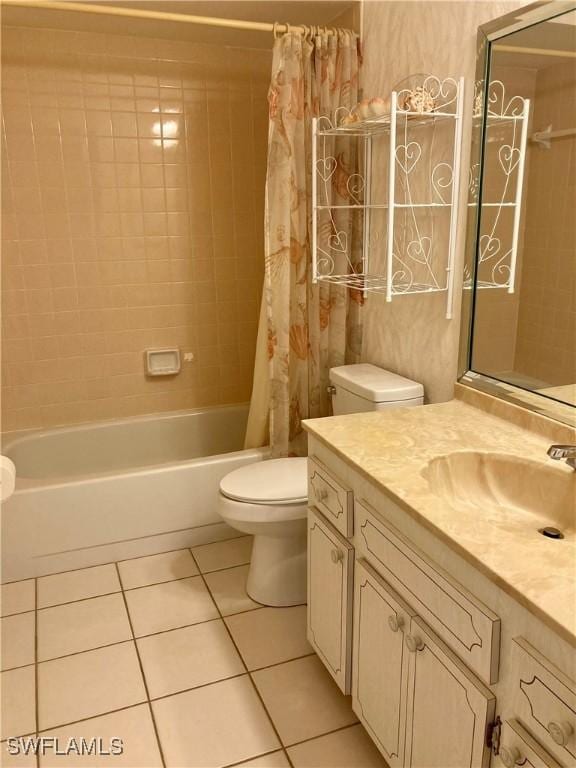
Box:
423;452;576;538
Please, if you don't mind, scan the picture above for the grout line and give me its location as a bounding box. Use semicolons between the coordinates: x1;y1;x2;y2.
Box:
0;534;245;587
1;606;40;619
36;589;123;612
222;746;288;768
189;548;293;766
34;702;150;737
114;562;167;768
149;671;248;704
120;573;201;594
36;638;135;667
34;577;40;768
284;721;362;750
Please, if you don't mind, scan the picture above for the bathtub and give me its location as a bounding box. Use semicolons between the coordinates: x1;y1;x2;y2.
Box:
2;405;268;582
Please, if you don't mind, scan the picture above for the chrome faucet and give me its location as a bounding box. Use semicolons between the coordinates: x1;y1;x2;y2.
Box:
547;445;576;470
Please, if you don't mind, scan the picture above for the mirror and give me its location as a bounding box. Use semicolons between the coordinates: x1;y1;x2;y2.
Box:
462;2;576;414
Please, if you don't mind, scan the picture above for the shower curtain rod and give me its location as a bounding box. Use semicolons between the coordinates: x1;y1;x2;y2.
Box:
1;0;343;36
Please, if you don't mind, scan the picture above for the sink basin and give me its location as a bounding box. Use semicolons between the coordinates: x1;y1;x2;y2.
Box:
423;452;576;538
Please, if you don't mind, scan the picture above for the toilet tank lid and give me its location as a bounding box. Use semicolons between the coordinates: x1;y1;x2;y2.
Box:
220;457;308;504
329;364;424;402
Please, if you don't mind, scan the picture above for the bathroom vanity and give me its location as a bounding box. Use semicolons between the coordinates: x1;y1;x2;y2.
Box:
303;388;576;768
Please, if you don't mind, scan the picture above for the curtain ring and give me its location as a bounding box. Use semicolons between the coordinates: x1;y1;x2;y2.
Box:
272;22;281;39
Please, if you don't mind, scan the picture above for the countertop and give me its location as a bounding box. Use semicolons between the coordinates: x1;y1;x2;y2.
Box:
303;399;576;646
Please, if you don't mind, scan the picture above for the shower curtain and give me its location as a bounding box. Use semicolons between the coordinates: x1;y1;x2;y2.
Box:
245;29;363;457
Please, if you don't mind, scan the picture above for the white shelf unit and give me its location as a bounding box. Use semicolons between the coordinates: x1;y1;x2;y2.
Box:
312;75;465;320
465;79;530;292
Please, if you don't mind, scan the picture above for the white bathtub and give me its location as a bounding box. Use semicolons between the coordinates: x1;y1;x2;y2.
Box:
2;405;268;582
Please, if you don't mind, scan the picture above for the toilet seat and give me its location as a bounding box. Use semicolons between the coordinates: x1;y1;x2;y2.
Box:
219;457;308;505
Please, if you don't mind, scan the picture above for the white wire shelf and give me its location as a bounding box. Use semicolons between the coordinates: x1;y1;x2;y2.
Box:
312;74;465;319
316;110;458;137
315;203;453;210
468;80;531;293
315;273;448;295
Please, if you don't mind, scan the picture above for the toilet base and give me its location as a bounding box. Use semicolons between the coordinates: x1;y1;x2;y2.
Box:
247;530;307;607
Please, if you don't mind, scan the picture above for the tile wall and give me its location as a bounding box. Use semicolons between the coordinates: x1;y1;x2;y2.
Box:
514;60;576;385
1;25;269;432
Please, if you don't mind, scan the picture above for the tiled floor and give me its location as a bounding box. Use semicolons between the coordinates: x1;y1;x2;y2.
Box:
1;537;387;768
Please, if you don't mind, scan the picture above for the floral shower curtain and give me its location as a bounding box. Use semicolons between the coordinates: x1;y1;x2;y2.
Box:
245;29;363;457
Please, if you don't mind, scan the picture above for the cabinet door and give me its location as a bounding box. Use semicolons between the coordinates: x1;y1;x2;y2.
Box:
353;558;416;767
307;508;354;694
404;617;495;768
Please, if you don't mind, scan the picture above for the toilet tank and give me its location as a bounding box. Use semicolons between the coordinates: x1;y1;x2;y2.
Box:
329;364;424;415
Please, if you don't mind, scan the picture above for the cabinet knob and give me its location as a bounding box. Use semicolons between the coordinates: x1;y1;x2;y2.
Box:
388;614;404;633
547;720;573;746
331;548;344;564
405;634;425;653
499;745;522;767
316;487;329;501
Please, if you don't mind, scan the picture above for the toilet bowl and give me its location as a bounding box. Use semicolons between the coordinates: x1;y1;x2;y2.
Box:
218;364;424;607
218;457;308;607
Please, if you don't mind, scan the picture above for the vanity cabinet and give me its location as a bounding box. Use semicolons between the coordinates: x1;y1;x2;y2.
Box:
306;450;576;768
307;507;354;694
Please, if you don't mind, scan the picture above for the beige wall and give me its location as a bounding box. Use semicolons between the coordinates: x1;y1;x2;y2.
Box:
359;0;524;403
514;60;576;386
1;25;269;432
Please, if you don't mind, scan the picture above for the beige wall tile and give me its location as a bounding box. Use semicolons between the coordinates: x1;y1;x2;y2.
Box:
1;26;268;433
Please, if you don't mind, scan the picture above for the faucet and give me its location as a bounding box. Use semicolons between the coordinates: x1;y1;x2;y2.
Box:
547;445;576;470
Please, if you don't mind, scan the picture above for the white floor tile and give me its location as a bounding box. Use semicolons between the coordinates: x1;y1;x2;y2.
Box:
38;593;132;662
39;704;163;767
192;536;253;573
287;724;388;767
137;619;244;699
38;642;146;730
124;576;218;637
0;742;37;768
38;565;120;609
152;675;280;768
234;751;291;767
118;550;198;590
1;612;35;671
1;665;36;740
204;565;260;616
1;580;35;617
252;655;357;746
225;606;312;670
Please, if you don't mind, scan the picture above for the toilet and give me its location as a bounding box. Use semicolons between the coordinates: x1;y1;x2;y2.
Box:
218;364;424;606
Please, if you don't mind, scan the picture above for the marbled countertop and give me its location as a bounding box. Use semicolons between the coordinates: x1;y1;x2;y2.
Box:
303;399;576;645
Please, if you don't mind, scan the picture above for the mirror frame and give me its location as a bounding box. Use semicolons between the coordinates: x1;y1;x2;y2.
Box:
459;0;576;426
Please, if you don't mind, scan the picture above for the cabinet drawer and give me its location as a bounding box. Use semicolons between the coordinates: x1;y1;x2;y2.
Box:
355;499;500;684
307;507;354;694
353;558;415;767
512;637;576;766
308;457;353;537
499;719;562;768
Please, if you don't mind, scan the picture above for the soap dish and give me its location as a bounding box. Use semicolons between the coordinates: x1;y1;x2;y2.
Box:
145;348;181;376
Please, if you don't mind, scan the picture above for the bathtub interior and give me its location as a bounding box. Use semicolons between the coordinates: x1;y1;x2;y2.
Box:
4;404;250;481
